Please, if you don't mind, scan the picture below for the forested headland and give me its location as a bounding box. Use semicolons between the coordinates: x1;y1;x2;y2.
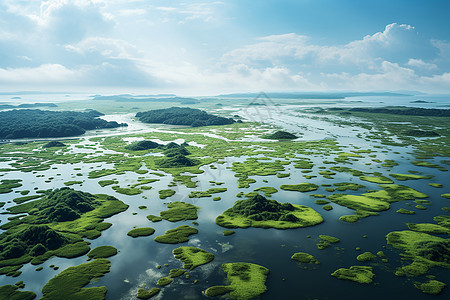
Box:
0;109;127;139
136;107;235;127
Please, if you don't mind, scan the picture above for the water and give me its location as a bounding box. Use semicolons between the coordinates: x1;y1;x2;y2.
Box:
0;96;449;299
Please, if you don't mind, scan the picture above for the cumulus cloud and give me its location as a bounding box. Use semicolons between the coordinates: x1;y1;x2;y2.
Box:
406;58;437;70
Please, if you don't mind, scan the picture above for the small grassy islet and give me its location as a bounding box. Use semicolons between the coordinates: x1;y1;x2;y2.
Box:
154;225;198;244
172;246;214;269
205;262;269;300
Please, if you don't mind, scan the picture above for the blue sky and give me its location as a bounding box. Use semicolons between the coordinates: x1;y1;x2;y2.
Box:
1;0;449;95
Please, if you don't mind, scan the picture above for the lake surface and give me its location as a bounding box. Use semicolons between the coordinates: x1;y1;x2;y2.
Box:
0;95;449;299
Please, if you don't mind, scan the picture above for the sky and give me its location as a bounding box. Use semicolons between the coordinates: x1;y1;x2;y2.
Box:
1;0;450;95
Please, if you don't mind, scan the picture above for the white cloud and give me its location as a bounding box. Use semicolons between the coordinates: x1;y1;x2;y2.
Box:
406;58;437;70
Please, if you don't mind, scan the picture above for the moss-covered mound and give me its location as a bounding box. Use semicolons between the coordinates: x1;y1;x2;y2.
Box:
156;276;173;286
163;147;190;157
215;194;323;229
41;258;110;299
205;262;269;300
125;140;161;151
316;235;340;249
154;225;198;244
43;141;66;148
386;230;450;276
172;247;214;269
160;202;199;222
331;266;375;284
291;252;320;264
263;131;297;140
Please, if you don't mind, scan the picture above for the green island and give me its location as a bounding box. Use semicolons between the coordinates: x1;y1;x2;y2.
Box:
0;284;36;300
154;225;198;244
280;183;319;192
156;276;173;286
127;227;155;238
386;230;450;276
215;194;323;229
41;258;111;299
136;107;235;127
188;187;227;198
205;262;269;299
263;130;297;140
0;109;126;139
137;287;160;299
160;201;199;222
159;189;176;199
0;188;127;269
414;280;446;295
356;252;377;262
87;246;118;259
317;235;340;250
389;173;433;181
291;252;320;264
172;247;215;269
331;266;375;284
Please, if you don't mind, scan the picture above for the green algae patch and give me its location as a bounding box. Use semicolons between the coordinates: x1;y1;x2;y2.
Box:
328;194;390;212
429;183;443;188
0;284;36;300
317;235;340;249
360;176;393;184
442;194;450;199
215;194;323;229
159;189;175;199
188;188;227;198
357;252;377;262
206;262;269;300
41;258;110;300
396;208;415;215
0;179;23;194
98;180;117;187
315;200;330;205
127;227;155;238
363;184;428;203
160;201;198;222
390;173;433;181
406;223;450;235
386;230;450;276
154;225;198;244
291;252;320;264
13;194;43;204
331;266;375;284
280;183;319;192
414;280;446;295
254;187;278;197
204;286;234;298
322;205;333;211
112;186;142;195
173;246;214;269
146;215;162;222
412;161;447;172
333;182;365;191
64;181;83;186
156;276;173;287
87;246;117;259
415;204;427;210
223;230;235;236
137;287;160;299
169;268;185;278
